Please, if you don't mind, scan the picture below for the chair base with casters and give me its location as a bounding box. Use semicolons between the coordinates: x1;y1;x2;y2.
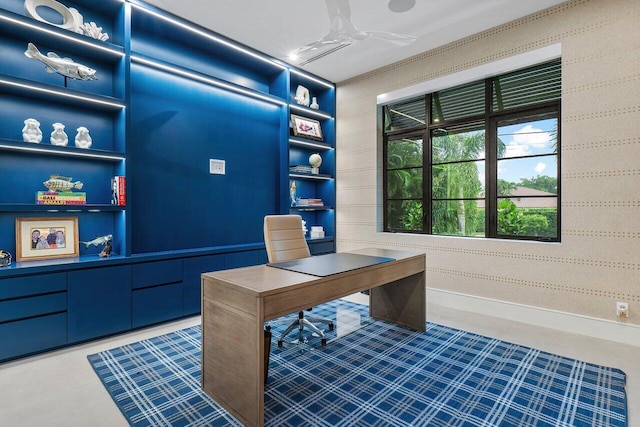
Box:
277;310;334;347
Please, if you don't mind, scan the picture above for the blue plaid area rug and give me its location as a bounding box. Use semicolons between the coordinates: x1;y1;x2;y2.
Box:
87;300;627;426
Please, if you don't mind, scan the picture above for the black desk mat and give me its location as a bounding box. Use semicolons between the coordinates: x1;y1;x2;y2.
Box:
267;252;394;277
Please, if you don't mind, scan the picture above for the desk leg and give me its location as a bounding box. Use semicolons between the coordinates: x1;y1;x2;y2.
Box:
202;287;265;427
369;271;426;332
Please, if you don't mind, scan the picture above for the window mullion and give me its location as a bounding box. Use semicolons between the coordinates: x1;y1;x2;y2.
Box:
424;94;432;234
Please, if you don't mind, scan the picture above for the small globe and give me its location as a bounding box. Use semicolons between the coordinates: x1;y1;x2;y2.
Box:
309;153;322;168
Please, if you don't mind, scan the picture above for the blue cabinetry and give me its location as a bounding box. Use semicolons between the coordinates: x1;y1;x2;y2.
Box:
183;254;224;315
0;0;127;258
68;265;132;343
0;0;335;362
0;272;67;360
288;74;336;247
132;260;183;328
0;313;67;361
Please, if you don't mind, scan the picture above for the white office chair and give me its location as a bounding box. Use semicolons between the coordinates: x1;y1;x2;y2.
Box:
263;214;334;347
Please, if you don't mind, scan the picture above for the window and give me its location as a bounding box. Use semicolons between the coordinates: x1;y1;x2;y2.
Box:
383;60;560;241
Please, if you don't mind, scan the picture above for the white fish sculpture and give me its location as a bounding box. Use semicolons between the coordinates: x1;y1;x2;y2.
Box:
43;175;83;192
81;234;112;249
24;43;97;81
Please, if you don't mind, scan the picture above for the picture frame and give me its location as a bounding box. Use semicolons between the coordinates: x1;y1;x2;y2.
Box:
291;114;323;141
15;217;79;261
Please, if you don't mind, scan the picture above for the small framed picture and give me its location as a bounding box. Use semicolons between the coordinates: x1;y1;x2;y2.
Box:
15;217;79;261
291;114;323;141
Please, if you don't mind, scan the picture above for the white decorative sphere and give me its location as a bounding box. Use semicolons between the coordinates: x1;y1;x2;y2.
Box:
309;153;322;168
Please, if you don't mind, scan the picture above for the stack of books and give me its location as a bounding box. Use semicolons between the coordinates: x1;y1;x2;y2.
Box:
297;198;324;206
289;165;313;174
36;191;86;205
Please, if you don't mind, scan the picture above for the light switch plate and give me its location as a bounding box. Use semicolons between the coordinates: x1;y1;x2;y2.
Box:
209;159;225;175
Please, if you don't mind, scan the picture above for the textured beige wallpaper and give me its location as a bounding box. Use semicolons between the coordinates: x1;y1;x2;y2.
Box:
335;0;640;325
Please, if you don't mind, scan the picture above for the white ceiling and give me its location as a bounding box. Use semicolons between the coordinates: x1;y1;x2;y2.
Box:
142;0;568;83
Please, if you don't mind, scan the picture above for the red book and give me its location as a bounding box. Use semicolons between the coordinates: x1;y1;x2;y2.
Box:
112;176;126;206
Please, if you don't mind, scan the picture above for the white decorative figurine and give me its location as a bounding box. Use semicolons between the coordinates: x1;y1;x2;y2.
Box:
22;118;43;143
310;97;320;110
295;85;310;106
50;122;68;146
309;153;322;174
75;126;92;149
80;22;109;41
24;0;109;41
290;180;297;207
24;0;84;34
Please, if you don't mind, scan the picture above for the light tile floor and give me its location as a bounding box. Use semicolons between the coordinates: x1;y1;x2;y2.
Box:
0;296;636;427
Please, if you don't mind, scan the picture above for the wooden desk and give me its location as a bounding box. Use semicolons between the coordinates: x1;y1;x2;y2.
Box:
201;248;426;427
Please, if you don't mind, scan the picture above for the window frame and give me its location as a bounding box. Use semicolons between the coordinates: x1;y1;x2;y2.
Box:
382;64;561;242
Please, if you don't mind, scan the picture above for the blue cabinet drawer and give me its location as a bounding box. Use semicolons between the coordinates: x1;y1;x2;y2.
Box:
309;240;335;255
132;282;183;328
0;273;66;300
224;250;262;269
132;259;182;289
0;292;66;323
0;313;67;361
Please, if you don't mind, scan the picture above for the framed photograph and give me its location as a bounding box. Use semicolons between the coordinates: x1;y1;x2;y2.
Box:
16;217;79;261
291;114;323;141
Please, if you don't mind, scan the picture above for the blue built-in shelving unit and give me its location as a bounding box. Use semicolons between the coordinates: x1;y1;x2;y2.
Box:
0;0;335;362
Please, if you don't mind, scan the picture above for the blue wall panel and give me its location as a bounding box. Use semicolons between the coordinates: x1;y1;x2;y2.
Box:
129;65;282;253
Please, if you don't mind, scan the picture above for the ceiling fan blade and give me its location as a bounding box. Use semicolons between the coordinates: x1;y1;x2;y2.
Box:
298;42;351;66
367;31;417;46
288;0;416;66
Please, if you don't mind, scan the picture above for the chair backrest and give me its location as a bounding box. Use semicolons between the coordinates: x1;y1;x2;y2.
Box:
264;215;310;263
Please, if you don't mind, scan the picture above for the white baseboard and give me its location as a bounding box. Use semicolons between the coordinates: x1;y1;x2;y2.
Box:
427;288;640;347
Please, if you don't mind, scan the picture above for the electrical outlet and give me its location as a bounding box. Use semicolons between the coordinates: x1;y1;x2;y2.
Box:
616;301;628;318
209;159;225;175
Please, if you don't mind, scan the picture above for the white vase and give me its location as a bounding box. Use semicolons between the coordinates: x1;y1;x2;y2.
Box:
310;97;319;110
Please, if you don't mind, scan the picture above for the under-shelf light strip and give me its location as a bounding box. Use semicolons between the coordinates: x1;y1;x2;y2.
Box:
290;104;333;120
0;15;124;57
130;3;286;71
0;143;125;160
0;78;125;109
131;56;286;106
289;69;334;90
289;173;333;181
289;138;333;150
